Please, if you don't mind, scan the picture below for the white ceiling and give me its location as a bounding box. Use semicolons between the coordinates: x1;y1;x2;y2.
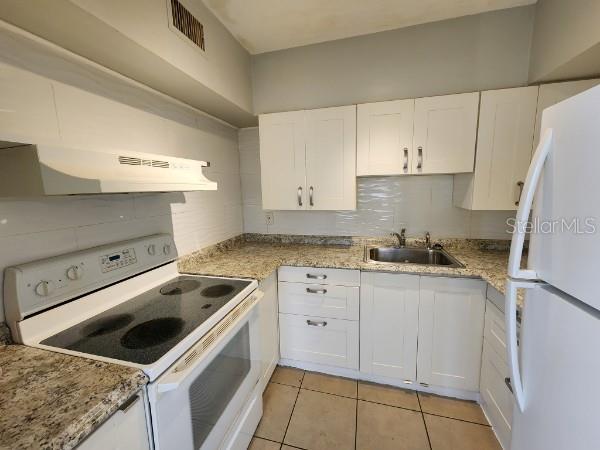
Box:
202;0;537;54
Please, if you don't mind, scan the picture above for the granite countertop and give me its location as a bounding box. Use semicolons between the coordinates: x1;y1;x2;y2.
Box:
0;344;147;450
179;234;522;302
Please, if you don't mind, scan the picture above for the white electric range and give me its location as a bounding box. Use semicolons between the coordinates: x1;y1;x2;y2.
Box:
3;234;264;450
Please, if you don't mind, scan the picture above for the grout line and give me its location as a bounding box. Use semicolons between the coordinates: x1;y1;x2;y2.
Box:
280;370;305;447
417;392;433;450
298;386;358;400
354;396;358;450
422;411;492;427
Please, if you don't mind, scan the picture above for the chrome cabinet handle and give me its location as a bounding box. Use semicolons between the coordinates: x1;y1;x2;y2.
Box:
306;287;327;294
417;146;423;170
403;147;408;172
306;319;327;327
515;181;524;206
297;186;303;207
505;377;513;393
306;273;327;280
118;394;140;414
309;186;314;206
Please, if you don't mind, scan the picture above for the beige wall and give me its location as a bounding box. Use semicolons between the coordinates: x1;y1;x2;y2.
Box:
529;0;600;82
251;6;535;114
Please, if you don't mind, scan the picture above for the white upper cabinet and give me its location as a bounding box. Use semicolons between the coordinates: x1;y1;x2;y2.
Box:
305;106;356;210
259;106;356;211
356;99;415;176
259;111;307;210
0;63;61;145
360;272;419;382
454;86;538;210
413;92;479;174
417;276;486;392
533;79;600;151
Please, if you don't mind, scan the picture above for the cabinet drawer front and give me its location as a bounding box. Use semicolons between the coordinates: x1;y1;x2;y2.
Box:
484;300;508;364
278;266;360;286
279;314;359;369
278;282;359;320
481;343;514;449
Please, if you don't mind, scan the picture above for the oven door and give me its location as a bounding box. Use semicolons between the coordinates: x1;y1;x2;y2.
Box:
148;291;263;450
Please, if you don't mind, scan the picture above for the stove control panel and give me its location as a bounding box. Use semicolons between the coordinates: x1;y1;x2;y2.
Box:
3;234;177;324
100;248;137;273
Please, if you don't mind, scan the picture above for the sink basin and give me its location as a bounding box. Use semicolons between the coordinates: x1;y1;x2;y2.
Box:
366;247;464;268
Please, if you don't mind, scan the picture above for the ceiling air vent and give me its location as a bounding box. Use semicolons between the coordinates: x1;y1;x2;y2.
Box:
170;0;205;51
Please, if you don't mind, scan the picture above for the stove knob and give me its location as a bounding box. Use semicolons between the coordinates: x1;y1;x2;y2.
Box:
66;265;84;281
147;244;156;256
35;280;56;297
163;244;171;255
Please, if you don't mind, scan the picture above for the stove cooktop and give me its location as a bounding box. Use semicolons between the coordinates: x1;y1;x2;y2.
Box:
40;275;253;365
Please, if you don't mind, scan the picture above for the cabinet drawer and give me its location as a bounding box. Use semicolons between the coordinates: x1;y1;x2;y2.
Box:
480;342;514;449
278;282;359;320
278;266;360;286
279;313;359;369
484;299;508;364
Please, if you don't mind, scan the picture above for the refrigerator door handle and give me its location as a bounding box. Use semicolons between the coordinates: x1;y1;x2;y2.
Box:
507;128;553;280
505;278;539;413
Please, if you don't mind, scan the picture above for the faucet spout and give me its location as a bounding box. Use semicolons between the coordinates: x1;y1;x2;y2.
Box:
425;231;431;249
391;228;407;248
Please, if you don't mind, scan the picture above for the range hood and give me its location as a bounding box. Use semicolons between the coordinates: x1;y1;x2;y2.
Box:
0;144;217;196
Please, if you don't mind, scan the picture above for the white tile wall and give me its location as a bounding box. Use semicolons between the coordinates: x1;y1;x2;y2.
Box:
239;127;514;239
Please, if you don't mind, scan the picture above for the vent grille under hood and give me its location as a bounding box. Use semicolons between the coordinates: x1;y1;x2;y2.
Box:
0;145;217;196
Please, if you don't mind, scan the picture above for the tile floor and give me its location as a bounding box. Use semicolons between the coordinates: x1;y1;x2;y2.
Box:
249;366;502;450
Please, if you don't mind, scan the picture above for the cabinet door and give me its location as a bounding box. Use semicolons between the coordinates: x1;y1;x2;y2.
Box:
413;92;479;174
0;63;60;144
258;273;279;392
305;105;356;210
533;79;600;151
417;277;486;391
259;111;307;210
469;86;538;210
77;393;150;450
360;272;419;381
357;99;414;175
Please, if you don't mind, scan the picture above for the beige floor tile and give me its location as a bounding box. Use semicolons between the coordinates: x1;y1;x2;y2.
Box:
358;381;420;411
255;383;299;442
425;414;502;450
356;400;430;450
284;389;356;450
271;366;305;387
301;371;357;398
248;437;281;450
418;392;488;425
281;446;302;450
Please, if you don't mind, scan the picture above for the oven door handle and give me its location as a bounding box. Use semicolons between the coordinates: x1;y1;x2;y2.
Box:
156;290;264;394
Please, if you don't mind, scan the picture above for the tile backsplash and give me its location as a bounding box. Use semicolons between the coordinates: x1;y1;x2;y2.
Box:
239;127;514;239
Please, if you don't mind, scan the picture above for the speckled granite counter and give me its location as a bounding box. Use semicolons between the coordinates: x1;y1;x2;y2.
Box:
179;234;523;302
0;344;147;450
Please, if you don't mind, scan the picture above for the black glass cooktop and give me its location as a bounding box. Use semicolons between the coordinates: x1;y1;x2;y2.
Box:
41;275;252;365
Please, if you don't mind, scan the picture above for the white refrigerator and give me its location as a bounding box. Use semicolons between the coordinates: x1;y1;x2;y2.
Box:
506;84;600;450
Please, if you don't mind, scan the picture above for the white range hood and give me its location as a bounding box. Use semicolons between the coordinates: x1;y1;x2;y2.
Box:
0;144;217;196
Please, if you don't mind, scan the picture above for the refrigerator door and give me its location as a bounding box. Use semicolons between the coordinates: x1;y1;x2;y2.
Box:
511;285;600;450
526;85;600;310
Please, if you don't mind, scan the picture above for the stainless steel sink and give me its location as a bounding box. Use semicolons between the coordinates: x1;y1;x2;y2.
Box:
365;247;464;268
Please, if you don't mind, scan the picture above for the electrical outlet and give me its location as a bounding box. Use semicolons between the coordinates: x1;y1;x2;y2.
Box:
265;211;274;226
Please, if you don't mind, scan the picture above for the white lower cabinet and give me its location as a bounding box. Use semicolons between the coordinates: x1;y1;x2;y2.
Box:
417;276;486;391
278;267;360;370
359;272;419;381
77;393;149;450
257;273;280;392
480;298;515;450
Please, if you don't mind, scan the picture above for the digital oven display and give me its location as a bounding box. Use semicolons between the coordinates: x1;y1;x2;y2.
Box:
100;248;137;273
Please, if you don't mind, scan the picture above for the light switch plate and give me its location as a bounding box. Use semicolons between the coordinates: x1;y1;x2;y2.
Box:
265;211;274;226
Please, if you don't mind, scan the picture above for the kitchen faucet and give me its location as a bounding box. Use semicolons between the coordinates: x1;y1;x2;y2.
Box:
425;231;431;249
391;228;406;248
